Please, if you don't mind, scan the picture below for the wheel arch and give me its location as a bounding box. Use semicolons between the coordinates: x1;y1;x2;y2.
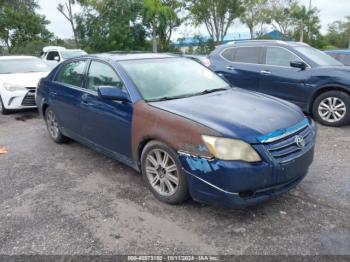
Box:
136;137;171;168
42;103;49;117
309;85;350;113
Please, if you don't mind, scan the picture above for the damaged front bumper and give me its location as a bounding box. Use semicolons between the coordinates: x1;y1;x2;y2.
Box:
180;147;314;208
178;118;316;208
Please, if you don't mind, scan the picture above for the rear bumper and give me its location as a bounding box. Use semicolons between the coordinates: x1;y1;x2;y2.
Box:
180;145;314;208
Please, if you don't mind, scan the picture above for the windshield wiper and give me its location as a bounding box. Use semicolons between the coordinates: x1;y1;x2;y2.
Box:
147;86;231;102
194;87;231;96
147;94;193;102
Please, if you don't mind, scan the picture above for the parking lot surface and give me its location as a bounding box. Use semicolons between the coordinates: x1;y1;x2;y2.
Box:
0;110;349;255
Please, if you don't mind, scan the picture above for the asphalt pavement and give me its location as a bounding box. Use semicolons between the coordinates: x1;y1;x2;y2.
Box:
0;110;349;255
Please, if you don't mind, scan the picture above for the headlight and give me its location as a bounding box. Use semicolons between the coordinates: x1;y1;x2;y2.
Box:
202;135;261;162
3;83;27;92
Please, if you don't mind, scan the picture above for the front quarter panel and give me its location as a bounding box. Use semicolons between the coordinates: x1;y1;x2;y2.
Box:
131;101;221;161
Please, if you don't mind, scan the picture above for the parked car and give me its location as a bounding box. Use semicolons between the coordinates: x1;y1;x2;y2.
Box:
0;56;50;114
324;49;350;66
36;53;316;208
40;46;87;69
208;40;350;127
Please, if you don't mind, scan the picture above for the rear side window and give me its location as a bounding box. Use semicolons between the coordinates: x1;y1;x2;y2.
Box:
55;60;87;88
265;47;301;67
233;47;261;64
87;61;122;92
221;48;236;62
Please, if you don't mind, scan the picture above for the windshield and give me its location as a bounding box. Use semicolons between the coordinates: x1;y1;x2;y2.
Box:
61;50;87;59
0;58;50;74
295;46;343;66
120;58;229;101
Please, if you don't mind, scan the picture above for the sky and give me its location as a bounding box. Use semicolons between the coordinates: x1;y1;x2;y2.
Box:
38;0;350;40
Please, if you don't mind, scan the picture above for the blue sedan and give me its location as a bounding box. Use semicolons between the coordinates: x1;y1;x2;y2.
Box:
36;53;317;208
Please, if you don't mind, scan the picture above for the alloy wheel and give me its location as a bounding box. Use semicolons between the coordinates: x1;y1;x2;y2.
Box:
318;97;347;123
145;149;179;197
46;110;59;139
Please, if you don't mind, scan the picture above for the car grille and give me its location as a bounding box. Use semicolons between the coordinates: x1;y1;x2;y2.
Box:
263;125;314;163
21;90;36;106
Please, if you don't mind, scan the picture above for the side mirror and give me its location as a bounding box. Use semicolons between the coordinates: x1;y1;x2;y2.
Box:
54;56;60;62
290;60;307;70
97;86;130;102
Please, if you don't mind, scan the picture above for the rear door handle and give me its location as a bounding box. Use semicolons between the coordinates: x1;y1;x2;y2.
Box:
226;66;234;70
260;70;271;75
50;91;57;96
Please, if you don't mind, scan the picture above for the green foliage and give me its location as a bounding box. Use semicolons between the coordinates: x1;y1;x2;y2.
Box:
291;4;321;44
265;0;298;38
240;0;269;38
187;0;243;44
143;0;182;52
76;0;150;52
323;18;350;49
0;0;53;53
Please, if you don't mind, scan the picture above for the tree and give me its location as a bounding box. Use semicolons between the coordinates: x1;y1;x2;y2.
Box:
76;0;148;52
57;0;79;47
324;17;350;49
240;0;269;39
187;0;243;44
292;4;320;43
266;0;298;39
143;0;181;52
0;0;53;53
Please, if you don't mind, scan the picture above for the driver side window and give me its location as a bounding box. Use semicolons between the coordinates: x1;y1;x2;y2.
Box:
265;47;302;67
87;61;122;92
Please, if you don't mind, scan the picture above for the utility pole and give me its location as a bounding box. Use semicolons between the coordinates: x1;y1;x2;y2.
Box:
308;0;312;40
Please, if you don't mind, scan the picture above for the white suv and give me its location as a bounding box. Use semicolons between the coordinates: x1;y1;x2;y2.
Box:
40;46;87;68
0;56;50;114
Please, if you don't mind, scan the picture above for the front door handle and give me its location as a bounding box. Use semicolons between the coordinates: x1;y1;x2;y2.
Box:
260;70;271;75
226;66;234;70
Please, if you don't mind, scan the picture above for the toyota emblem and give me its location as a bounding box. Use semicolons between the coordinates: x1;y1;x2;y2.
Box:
295;135;305;148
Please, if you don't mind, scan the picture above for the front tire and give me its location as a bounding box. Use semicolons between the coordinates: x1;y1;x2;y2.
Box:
141;141;189;204
312;91;350;127
0;96;10;115
45;107;67;143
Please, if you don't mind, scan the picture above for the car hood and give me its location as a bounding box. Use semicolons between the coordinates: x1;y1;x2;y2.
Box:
149;88;305;143
0;72;49;88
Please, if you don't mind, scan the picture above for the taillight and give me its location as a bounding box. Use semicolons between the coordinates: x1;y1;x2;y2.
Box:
202;58;211;67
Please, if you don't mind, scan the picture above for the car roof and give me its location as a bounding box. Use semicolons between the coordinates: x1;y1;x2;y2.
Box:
81;52;178;62
219;40;310;48
325;49;350;54
0;55;39;60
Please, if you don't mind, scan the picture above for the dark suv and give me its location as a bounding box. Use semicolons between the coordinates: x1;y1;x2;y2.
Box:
209;40;350;127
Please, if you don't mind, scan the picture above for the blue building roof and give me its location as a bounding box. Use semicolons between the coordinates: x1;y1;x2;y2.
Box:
174;32;252;47
174;30;283;47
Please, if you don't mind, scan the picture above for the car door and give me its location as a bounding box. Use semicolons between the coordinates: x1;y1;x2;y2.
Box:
218;46;264;91
51;59;89;136
79;60;133;158
259;46;312;108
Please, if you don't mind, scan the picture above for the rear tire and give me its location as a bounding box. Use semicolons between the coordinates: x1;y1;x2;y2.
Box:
312;91;350;127
141;141;189;204
0;96;10;115
45;107;68;143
